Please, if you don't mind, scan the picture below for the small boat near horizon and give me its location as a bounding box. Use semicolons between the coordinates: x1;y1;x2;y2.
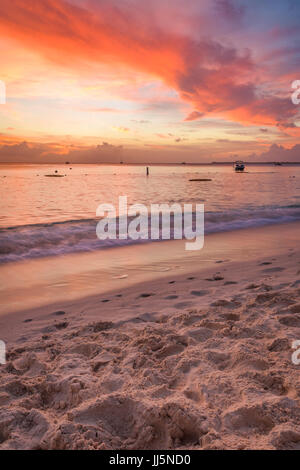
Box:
234;160;245;172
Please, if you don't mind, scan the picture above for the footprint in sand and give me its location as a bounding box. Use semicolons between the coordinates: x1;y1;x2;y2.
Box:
23;319;32;323
260;262;272;266
139;293;155;298
272;430;300;450
54;322;69;330
206;274;224;281
52;311;66;316
135;312;157;322
224;281;238;285
187;277;196;280
190;290;209;297
221;312;240;321
184;388;201;402
224;405;274;434
164;295;178;300
245;283;260;290
279;316;300;327
92;321;114;332
41;326;56;333
101;299;110;303
268;338;290;352
262;267;285;273
168;281;175;284
173;301;193;309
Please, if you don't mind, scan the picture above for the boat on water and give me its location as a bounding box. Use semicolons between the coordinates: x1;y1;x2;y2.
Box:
234;160;245;172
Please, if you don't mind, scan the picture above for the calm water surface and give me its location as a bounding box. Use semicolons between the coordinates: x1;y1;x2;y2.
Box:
0;163;299;263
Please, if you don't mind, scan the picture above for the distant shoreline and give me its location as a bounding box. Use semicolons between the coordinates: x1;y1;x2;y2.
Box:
1;161;300;166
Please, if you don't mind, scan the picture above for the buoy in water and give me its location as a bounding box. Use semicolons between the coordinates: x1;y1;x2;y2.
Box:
189;178;212;182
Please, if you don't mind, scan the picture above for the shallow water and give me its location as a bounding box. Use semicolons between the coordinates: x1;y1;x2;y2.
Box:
0;163;300;263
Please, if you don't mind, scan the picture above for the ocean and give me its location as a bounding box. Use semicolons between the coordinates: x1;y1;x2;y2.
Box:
1;163;300;264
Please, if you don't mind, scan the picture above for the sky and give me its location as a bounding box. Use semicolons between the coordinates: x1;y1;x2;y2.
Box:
0;0;299;163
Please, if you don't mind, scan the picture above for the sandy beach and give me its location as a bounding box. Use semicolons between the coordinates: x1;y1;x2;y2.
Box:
1;222;300;450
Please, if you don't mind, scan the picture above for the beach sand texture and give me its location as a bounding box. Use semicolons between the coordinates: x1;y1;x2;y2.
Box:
0;223;300;450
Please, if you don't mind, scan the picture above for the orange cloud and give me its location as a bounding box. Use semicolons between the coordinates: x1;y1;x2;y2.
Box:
0;0;299;133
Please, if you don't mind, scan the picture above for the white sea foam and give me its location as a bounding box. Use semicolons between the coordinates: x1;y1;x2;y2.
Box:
1;205;300;263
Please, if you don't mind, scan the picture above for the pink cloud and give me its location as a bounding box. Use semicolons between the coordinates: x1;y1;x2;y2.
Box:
0;0;299;134
184;111;205;121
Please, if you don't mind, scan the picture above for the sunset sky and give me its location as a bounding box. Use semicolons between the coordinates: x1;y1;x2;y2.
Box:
0;0;299;163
